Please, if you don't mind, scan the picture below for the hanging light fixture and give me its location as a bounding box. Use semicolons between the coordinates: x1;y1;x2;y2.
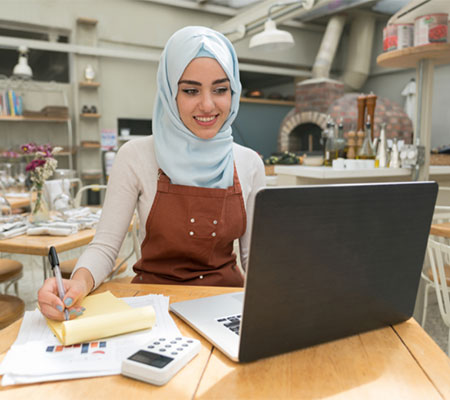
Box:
13;46;33;79
249;0;312;51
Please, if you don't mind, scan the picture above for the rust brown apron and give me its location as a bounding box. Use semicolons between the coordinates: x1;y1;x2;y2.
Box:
132;167;246;287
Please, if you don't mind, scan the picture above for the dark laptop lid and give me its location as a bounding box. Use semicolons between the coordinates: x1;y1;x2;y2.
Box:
239;181;437;362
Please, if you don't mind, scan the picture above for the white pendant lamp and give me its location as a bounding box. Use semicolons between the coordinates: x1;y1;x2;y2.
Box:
249;18;294;50
13;46;33;80
248;0;313;51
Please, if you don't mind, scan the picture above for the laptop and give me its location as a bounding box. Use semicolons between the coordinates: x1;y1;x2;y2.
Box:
170;181;437;362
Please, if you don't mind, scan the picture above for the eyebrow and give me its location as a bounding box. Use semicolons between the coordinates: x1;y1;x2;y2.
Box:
178;78;230;86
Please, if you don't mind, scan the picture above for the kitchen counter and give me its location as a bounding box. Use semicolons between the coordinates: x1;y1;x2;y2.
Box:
273;166;450;205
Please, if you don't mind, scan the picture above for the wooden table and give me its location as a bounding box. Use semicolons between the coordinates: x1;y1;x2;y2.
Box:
430;222;450;239
0;229;95;279
5;192;35;210
1;282;449;399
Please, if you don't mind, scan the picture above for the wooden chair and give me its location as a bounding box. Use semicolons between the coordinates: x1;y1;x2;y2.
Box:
59;184;140;281
0;294;25;330
426;239;450;355
0;258;23;295
421;210;450;328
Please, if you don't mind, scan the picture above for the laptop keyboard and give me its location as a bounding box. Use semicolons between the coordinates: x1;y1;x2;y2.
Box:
216;314;241;335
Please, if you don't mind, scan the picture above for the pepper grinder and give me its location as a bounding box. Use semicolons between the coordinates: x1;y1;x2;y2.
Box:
357;94;367;132
346;130;356;159
366;92;377;141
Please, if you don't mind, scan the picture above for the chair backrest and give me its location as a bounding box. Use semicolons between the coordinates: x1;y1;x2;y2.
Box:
74;184;107;207
427;239;450;327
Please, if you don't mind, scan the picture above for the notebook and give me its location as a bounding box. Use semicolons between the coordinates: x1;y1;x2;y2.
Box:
170;181;437;362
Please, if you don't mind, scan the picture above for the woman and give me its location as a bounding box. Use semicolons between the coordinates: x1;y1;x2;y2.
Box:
38;26;266;320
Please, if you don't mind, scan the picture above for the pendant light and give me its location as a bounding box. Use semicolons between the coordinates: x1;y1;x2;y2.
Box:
13;46;33;80
249;0;312;51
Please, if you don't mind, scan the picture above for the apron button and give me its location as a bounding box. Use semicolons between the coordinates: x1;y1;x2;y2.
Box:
213;220;218;225
211;232;216;237
189;231;194;236
190;218;195;223
199;275;204;279
139;276;143;281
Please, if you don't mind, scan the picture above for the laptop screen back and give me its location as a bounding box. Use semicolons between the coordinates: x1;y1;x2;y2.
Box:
238;182;437;362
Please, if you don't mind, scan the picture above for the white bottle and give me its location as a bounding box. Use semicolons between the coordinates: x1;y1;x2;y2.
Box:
390;138;400;168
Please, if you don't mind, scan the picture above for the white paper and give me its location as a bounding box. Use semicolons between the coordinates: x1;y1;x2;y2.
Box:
0;294;180;386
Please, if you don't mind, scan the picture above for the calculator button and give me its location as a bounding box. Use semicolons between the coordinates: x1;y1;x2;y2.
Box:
165;344;171;348
147;345;155;349
177;348;183;351
176;337;182;341
182;344;188;347
187;340;193;343
171;352;178;356
159;348;166;352
154;341;160;345
170;341;177;344
159;338;166;341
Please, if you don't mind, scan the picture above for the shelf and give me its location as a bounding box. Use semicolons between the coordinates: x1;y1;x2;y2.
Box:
79;81;100;88
240;97;295;106
0;115;69;122
377;43;450;69
77;17;98;26
80;140;101;149
82;173;102;181
80;113;101;119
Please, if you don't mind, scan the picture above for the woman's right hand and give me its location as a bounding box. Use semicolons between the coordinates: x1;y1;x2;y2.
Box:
37;268;94;321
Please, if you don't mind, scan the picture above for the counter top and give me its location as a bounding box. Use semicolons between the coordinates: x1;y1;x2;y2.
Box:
274;165;450;179
274;165;411;179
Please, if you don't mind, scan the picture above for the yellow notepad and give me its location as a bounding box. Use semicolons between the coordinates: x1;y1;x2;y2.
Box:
46;291;156;345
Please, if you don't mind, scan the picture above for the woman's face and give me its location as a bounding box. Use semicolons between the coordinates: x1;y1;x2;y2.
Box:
176;57;232;140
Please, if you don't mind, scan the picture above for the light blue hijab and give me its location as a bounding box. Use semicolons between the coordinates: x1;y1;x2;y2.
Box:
153;26;241;188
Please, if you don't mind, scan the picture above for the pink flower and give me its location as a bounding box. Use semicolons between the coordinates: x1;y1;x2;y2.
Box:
26;159;46;172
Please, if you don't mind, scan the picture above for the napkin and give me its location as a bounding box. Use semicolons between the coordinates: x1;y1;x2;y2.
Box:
27;222;79;236
45;291;156;345
0;224;27;239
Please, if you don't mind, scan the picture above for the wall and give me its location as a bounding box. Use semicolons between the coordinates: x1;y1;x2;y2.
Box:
362;21;450;149
232;102;292;159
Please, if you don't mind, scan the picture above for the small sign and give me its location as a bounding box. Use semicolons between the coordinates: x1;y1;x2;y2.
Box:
101;129;118;151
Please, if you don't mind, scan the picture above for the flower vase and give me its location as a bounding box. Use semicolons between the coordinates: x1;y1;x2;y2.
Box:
30;187;50;223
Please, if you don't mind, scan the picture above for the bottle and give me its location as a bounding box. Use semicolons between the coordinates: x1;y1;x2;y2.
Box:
390;138;401;168
321;119;332;161
324;121;336;167
375;122;389;168
356;116;376;160
334;118;347;159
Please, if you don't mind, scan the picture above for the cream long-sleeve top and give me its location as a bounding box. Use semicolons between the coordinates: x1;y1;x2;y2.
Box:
74;136;266;289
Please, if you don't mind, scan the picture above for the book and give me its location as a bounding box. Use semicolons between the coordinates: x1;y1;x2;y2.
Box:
7;90;15;117
45;291;156;345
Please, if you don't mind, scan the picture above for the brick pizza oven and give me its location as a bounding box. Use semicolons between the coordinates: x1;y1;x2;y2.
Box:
278;78;414;154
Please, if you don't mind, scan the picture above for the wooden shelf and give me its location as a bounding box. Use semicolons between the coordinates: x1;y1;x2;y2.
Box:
81;173;102;180
0;116;69;122
80;113;101;119
79;81;100;88
240;97;295;106
377;43;450;69
77;17;98;26
80;141;101;149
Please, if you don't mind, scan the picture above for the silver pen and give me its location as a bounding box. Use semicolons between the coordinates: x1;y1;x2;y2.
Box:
48;246;69;321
